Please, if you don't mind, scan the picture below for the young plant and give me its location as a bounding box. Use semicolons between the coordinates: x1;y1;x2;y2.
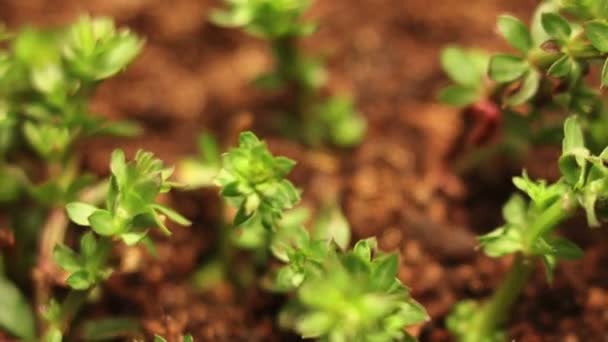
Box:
439;0;608;171
47;149;190;340
277;238;428;341
0;16;143;340
211;0;366;147
447;116;607;341
211;132;427;340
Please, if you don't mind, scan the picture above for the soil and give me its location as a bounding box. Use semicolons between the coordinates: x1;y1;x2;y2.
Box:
2;0;608;341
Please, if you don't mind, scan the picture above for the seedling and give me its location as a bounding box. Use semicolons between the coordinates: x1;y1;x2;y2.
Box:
210;132;427;339
47;149;190;340
278;238;428;341
212;0;366;147
447;116;608;341
439;1;608;171
0;16;143;340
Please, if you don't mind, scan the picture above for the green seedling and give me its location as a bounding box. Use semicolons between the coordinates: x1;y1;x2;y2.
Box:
447;116;608;341
216;132;300;230
44;149;190;340
439;0;608;171
0;16;143;340
212;0;366;147
278;238;428;342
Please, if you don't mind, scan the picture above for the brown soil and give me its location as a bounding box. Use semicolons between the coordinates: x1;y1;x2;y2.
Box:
2;0;608;341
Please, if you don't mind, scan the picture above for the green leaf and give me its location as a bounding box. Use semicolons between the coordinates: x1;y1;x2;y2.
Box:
110;149;127;186
79;232;98;258
154;336;168;342
488;54;528;83
548;237;584;259
151;204;192;226
66;270;92;289
585;20;608;52
601;58;608;87
563;116;585;152
0;276;36;339
88;210;118;236
295;312;333;338
440;47;482;86
497;15;533;53
397;300;429;326
66;202;98;226
505;70;540;106
438;85;479;106
353;238;376;262
548;55;573;78
372;254;399;289
53;245;81;272
541;13;572;40
183;335;194;342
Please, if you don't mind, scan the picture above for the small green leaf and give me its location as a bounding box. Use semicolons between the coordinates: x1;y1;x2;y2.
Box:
154;336;168;342
497;15;533;53
0;276;36;339
548;55;572;78
438;85;479;106
489;54;528;83
66;202;98;226
66;270;92;289
548;237;584;259
372;254;399;289
151;204;192;226
601;58;608;87
295;312;333;338
440;47;482;86
80;232;97;258
88;210;118;236
53;245;81;272
505;70;540;106
585;20;608;52
353;238;376;262
541;13;572;40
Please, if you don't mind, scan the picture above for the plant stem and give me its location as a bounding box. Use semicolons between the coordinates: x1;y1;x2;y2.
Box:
471;254;534;340
524;194;574;250
467;194;575;340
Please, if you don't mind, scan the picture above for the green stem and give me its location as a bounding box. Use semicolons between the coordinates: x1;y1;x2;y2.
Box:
524;194;574;250
472;254;534;339
467;194;575;340
58;289;90;331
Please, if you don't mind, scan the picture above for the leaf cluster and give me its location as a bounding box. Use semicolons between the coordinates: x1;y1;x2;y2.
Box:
477;116;608;282
216;132;300;229
0;16;142;160
66;150;190;246
211;0;315;39
279;238;428;342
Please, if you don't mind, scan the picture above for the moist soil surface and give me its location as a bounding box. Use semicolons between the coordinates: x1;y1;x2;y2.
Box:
2;0;608;341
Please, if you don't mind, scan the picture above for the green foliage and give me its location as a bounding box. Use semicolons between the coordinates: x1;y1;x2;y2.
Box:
66;149;190;246
0;16;142;161
216;132;300;229
448;116;608;341
211;0;315;39
53;232;112;290
438;47;489;106
0;274;36;339
212;0;366;147
279;238;428;342
440;1;608;170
